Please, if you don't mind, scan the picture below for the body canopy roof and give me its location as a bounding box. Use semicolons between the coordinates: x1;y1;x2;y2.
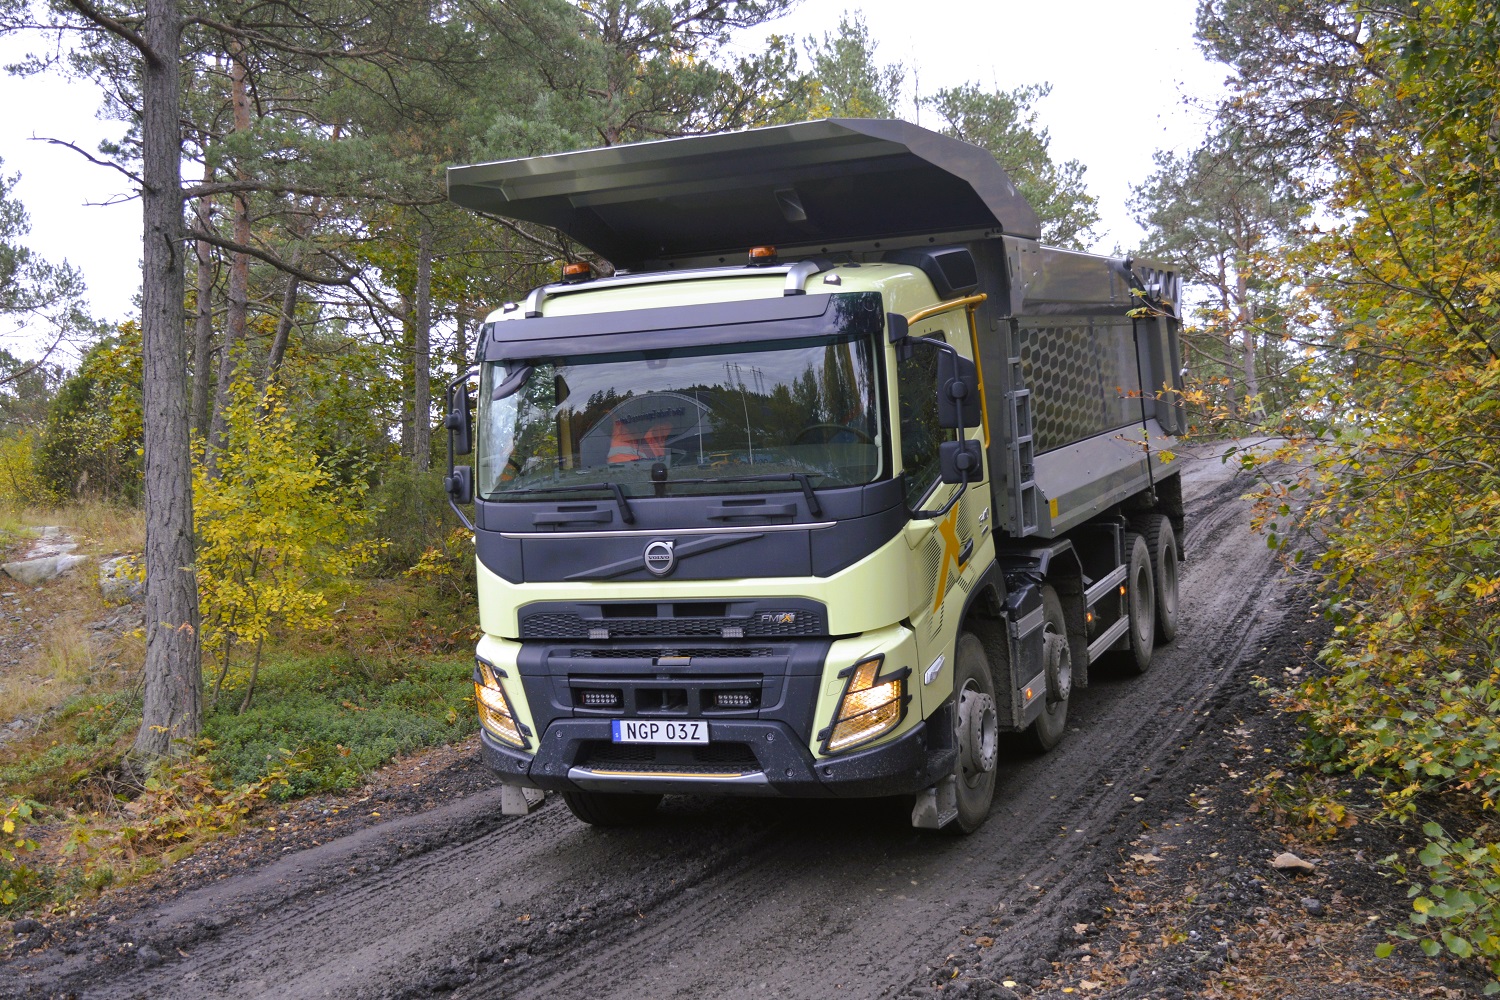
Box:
447;119;1041;269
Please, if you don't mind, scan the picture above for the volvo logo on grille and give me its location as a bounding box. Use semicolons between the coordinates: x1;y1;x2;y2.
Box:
643;540;676;577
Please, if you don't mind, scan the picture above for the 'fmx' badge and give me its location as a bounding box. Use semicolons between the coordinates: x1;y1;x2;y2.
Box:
760;611;797;626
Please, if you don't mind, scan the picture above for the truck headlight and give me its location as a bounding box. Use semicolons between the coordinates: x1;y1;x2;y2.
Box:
822;655;910;754
475;658;526;748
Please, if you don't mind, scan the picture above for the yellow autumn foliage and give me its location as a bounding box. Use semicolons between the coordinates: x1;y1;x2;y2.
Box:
195;378;385;710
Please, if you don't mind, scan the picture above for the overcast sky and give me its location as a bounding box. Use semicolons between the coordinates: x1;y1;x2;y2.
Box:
0;1;1227;355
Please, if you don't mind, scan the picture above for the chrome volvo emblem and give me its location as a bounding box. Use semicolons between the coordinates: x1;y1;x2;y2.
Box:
643;539;676;577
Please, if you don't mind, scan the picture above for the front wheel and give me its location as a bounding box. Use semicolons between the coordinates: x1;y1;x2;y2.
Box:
947;632;1000;833
561;790;662;827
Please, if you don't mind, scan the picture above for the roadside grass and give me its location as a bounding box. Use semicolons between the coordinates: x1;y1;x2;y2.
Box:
1;500;480;916
0;500;144;559
57;502;145;557
0;563;130;734
0;511;28;554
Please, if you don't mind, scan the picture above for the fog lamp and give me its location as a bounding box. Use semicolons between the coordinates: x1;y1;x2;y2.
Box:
475;657;525;748
823;655;909;754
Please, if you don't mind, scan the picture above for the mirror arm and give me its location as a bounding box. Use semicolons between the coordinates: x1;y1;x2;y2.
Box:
909;467;971;521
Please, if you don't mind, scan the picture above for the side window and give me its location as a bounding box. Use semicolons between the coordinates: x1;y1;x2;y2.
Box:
897;333;957;507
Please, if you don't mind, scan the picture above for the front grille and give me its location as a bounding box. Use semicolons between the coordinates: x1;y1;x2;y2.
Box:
567;647;775;659
568;674;764;716
523;613;824;640
587;743;656;764
579;741;760;774
696;742;759;764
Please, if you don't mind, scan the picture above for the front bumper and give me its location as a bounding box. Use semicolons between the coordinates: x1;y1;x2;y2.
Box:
479;716;954;799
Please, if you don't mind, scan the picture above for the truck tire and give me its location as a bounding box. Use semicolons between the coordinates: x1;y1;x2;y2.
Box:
948;632;999;833
1142;514;1179;644
1024;585;1071;752
1117;531;1156;674
561;790;663;827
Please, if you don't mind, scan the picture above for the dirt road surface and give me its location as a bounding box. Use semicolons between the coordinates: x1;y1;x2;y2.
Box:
9;449;1292;1000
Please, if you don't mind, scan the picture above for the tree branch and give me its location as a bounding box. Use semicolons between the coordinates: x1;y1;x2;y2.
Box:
183;15;399;61
189;229;355;287
31;136;143;185
63;0;154;63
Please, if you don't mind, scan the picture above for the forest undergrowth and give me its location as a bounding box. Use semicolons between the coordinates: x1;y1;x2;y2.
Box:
0;500;477;915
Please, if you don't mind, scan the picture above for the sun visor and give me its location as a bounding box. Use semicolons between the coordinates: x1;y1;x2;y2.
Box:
447;119;1040;269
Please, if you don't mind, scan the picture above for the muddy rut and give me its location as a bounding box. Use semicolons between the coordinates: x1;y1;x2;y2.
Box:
11;448;1288;1000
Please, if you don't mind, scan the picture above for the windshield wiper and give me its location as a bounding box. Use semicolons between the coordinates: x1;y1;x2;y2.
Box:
503;481;635;524
653;472;823;516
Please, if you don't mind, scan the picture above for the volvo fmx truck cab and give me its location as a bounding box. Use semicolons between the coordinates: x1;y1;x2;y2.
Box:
443;119;1186;832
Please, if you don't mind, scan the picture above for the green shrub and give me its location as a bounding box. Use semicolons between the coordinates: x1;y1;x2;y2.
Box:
1382;822;1500;992
1;797;42;911
36;327;143;502
0;430;54;506
0;691;139;793
364;463;461;574
202;653;474;798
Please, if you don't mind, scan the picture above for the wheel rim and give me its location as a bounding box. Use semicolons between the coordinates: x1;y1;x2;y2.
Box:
1161;544;1178;618
956;678;998;785
1043;626;1072;704
1133;560;1154;644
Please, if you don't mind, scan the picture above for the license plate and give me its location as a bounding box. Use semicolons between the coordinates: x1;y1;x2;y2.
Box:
611;719;708;744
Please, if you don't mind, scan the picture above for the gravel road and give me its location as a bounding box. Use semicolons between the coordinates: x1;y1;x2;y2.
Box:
8;449;1290;1000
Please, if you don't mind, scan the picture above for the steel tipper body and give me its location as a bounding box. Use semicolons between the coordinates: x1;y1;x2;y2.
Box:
445;119;1185;831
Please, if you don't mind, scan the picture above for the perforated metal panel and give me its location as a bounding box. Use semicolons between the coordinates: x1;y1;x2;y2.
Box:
1019;321;1142;454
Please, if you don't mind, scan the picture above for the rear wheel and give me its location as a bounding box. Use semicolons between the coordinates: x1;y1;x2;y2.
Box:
1142;515;1179;644
948;632;999;833
561;790;663;827
1116;531;1156;674
1024;585;1072;752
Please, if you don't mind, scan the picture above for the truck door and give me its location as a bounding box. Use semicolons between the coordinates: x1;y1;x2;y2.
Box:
897;314;989;698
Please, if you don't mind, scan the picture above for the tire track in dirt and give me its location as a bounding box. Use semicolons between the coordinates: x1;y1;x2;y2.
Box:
57;795;794;1000
443;462;1289;1000
9;454;1285;1000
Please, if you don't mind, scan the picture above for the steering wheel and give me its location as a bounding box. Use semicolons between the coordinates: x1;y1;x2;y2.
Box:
794;423;874;446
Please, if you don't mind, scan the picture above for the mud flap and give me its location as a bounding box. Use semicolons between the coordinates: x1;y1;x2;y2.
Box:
911;774;958;829
500;785;546;816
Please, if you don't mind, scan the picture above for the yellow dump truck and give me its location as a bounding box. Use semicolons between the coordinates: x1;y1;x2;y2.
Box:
442;119;1185;832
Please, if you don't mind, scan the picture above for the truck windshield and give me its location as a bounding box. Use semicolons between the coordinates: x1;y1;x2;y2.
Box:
477;332;883;500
